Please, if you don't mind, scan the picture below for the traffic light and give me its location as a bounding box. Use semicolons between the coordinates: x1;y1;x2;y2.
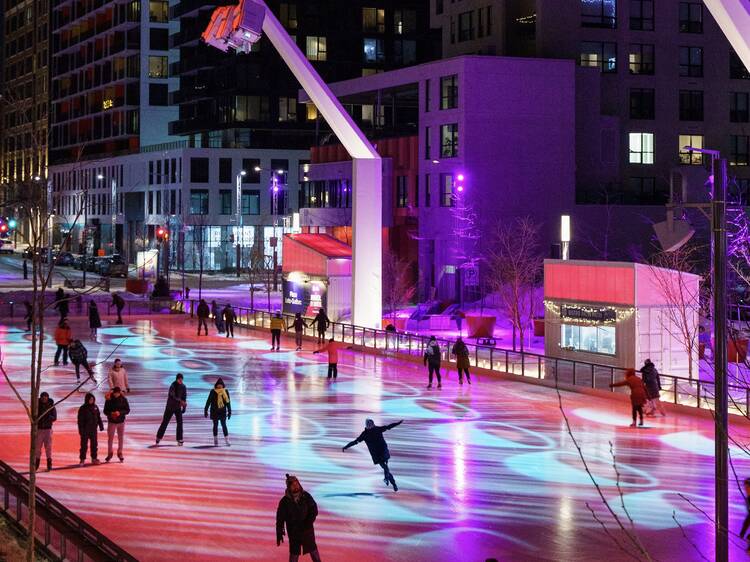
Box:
156;226;169;241
0;224;8;234
7;219;16;229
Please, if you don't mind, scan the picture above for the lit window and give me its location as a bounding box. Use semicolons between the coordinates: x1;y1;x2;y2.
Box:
363;38;385;63
629;132;654;164
189;190;209;215
628;43;654;75
242;190;260;214
148;56;168;78
730;135;750;167
396;176;408;208
440;75;458;110
280;3;298;29
278;97;297;122
561;324;616;355
306;36;327;61
439;174;454;207
149;0;168;22
580;41;617;73
306;104;318;121
582;0;617;28
440;124;458;158
679;134;704;165
362;7;385;33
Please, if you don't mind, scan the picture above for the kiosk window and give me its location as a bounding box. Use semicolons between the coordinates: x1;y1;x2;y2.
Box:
561;324;616;355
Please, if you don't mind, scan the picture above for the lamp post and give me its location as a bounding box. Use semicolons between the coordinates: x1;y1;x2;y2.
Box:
111;177;117;255
561;215;571;260
272;169;284;291
236;169;246;277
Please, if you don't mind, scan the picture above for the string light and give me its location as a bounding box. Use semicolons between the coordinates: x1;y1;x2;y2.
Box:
543;301;635;324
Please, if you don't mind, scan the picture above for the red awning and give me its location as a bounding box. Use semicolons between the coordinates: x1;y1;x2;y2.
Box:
287;234;352;258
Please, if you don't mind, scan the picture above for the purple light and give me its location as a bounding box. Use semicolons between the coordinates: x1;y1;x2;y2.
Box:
273;186;279;192
457;174;465;182
457;186;464;192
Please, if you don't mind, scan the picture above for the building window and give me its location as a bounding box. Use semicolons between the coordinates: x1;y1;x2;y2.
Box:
394;9;417;35
414;176;419;208
363;39;385;63
731;92;750;123
278;97;297;122
731;51;750;79
439;174;454;207
679;90;703;121
242;190;260;214
362;8;385;33
149;83;168;106
629;177;658;202
679;134;705;165
425;79;431;112
458;11;474;41
424;174;431;207
189;190;209;215
629;0;654;30
679;2;702;33
580;41;617;73
731;135;750;166
149;0;168;22
630;88;655;120
436;0;443;16
440;75;458;110
450;16;456;44
306;104;318;121
280;3;298;29
219;158;232;183
148;56;168;78
440;124;458;158
561;324;616;355
306;36;327;62
396;176;408;208
425;127;431;160
582;0;616;28
242;159;261;183
394;40;417;65
629;44;655;74
679;46;703;77
190;158;209;183
149;28;169;51
220;190;232;214
629;132;654;164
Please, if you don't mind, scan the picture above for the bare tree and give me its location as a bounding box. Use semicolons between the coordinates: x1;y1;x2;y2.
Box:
247;244;266;310
486;217;543;352
382;246;416;322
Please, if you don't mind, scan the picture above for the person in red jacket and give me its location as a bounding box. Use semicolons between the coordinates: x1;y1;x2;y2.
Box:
609;369;648;427
314;338;344;380
53;319;73;366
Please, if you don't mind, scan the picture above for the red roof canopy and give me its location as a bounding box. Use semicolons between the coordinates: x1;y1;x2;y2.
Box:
287;234;352;258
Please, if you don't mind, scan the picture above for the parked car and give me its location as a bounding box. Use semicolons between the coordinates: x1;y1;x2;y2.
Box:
23;247;48;260
98;255;128;278
84;256;101;272
0;239;15;254
55;252;76;267
72;255;86;270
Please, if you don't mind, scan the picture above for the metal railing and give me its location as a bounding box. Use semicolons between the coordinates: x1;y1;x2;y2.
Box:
0;459;137;562
0;298;181;321
181;301;750;418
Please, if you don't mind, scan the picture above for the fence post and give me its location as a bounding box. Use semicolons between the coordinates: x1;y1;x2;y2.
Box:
696;382;701;408
504;350;508;373
673;377;678;404
573;362;577;386
538;356;542;379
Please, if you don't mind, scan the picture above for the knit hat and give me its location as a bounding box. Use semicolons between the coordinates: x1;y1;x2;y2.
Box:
365;418;375;428
285;473;302;493
215;377;225;388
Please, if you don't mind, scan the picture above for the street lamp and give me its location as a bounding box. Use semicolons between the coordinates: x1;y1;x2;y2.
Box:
236;170;246;277
560;215;571;260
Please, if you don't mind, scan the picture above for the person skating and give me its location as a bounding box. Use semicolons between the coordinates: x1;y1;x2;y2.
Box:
68;339;95;382
23;300;32;331
155;373;187;445
104;386;130;462
88;300;102;340
77;393;104;466
609;369;648;427
423;336;442;389
313;338;344;380
270;311;285;350
53;319;72;366
211;300;225;334
23;258;28;280
196;299;210;336
640;359;666;417
108;358;130;393
54;288;68;320
451;337;472;385
740;478;750;550
223;304;235;338
204;377;232;446
35;392;57;472
292;312;307;350
313;309;330;344
342;419;404;491
111;293;125;324
276;474;323;562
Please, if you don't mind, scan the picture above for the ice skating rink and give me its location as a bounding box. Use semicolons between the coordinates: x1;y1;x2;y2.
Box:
0;316;748;561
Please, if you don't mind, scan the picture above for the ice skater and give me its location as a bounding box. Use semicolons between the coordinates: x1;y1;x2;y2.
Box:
423;336;442;389
156;373;187;445
53;319;72;366
313;338;344;380
270;311;285;350
223;304;235;338
108;358;130;393
292;312;308;350
313;309;329;344
77;393;104;466
276;474;322;562
68;339;95;382
24;300;32;331
204;377;231;446
342;418;404;491
211;300;225;334
35;392;57;472
88;300;101;340
640;359;665;417
54;288;68;320
451;336;472;385
740;478;750;550
111;293;125;324
196;299;210;336
104;386;130;462
609;369;648;427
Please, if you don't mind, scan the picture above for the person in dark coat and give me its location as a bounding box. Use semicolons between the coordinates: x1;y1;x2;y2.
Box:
196;299;210;336
423;336;442;389
35;392;57;472
292;312;307;350
112;293;125;324
451;337;472;385
156;373;187;445
204;377;231;446
609;369;648;427
313;309;329;344
54;288;68;320
740;478;750;550
276;474;322;562
223;304;235;338
639;359;666;417
342;419;404;491
68;339;95;381
211;300;225;334
88;300;102;340
104;386;130;462
23;300;32;331
77;393;104;465
23;258;28;279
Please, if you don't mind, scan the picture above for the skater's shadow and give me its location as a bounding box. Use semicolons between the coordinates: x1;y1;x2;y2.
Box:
191;445;221;449
146;444;180;449
19;463;95;475
322;493;380;498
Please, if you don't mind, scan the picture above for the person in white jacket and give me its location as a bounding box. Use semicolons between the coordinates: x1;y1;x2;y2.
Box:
108;359;130;393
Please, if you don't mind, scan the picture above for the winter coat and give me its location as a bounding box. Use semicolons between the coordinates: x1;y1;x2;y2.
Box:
68;341;88;365
103;394;131;424
640;363;662;399
108;367;129;391
204;388;232;420
88;306;102;329
611;375;648;406
345;421;402;465
314;312;329;332
54;326;72;346
196;302;210;318
112;294;125;310
211;302;220;318
452;341;470;370
276;491;318;554
271;317;285;331
223;307;235;324
166;380;187;411
24;303;32;320
318;341;342;363
424;343;441;367
77;395;104;435
292;317;307;332
37;398;57;430
54;291;68;315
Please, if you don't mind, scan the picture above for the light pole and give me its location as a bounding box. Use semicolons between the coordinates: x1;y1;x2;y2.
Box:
560;215;571;260
272;169;284;291
236;169;246;277
111;177;117;255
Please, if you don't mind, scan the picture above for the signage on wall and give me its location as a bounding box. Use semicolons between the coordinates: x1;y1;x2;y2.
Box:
283;278;328;316
102;99;114;110
560;305;616;323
